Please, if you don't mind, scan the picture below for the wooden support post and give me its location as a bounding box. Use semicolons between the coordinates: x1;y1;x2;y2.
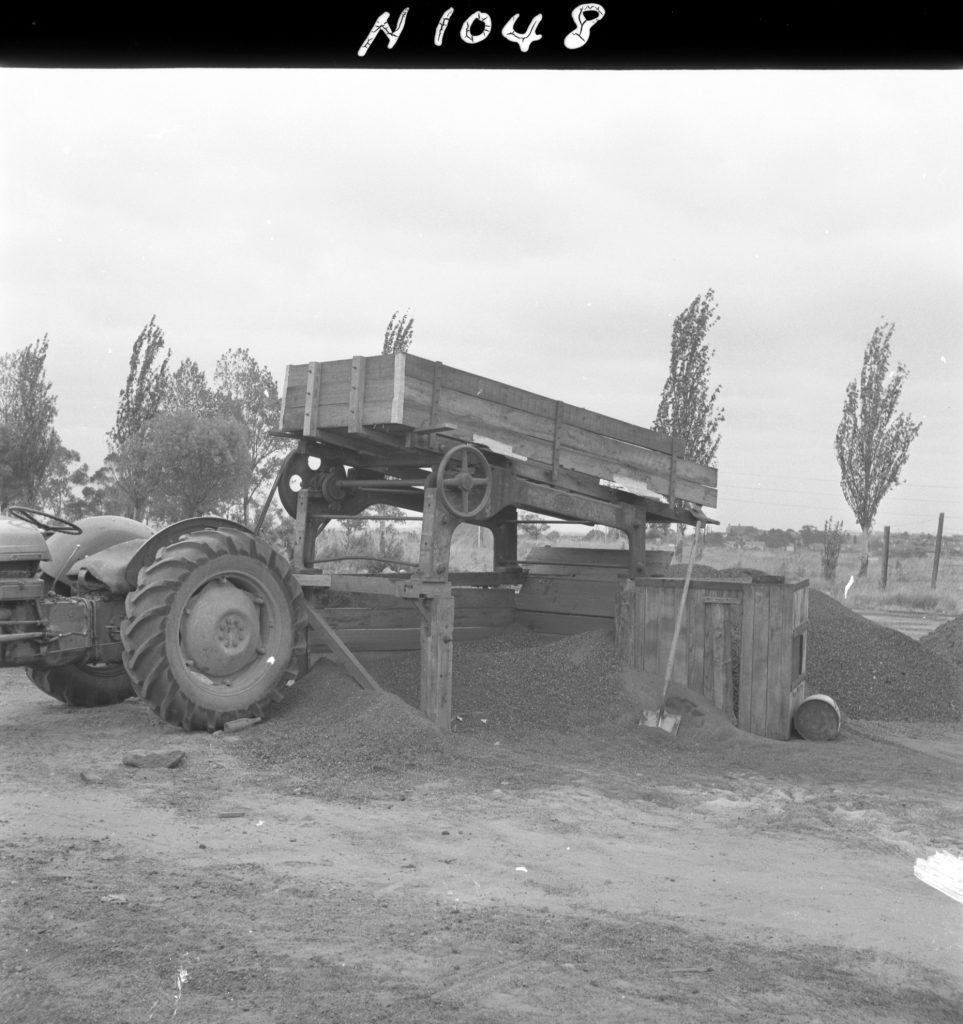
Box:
420;591;454;731
414;486;458;729
625;515;647;578
295;487;314;572
491;505;519;574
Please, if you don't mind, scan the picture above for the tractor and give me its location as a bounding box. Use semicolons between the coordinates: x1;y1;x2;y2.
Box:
0;506;306;730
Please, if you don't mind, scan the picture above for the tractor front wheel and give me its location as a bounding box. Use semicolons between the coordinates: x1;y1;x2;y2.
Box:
121;529;307;731
26;662;135;707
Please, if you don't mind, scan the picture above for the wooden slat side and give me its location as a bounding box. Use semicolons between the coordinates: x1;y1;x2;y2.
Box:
766;586;791;739
559;422;717;491
748;586;771;737
404;353;687;460
281;364;308;431
401;377;716;503
670;585;688;690
688;586;706;698
737;587;754;731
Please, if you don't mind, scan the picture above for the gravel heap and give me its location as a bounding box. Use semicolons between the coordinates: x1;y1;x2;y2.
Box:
920;614;963;673
805;591;961;722
374;627;632;734
238;668;456;797
239;579;962;789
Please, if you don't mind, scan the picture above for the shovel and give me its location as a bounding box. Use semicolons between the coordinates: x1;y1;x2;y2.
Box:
641;522;702;735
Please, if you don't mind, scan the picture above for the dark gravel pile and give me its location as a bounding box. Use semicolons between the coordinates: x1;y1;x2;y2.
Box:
806;591;962;722
919;614;963;673
237;669;456;797
374;626;631;734
237;579;962;791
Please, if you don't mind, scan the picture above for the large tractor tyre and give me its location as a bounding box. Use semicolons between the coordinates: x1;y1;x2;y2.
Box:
26;662;136;707
121;529;307;731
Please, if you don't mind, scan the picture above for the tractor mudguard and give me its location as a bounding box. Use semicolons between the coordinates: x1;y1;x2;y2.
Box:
122;516;254;591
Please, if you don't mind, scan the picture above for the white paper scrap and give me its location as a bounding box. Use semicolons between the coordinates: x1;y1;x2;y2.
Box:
914;850;963;904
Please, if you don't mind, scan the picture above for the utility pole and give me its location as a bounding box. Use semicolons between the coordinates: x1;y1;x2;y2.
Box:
931;513;944;588
881;526;890;589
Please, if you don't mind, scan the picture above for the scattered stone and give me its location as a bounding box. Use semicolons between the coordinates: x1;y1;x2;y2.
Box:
79;771;105;784
122;749;186;769
223;717;262;733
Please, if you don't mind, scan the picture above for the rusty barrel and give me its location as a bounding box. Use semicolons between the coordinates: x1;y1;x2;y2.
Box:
793;694;841;741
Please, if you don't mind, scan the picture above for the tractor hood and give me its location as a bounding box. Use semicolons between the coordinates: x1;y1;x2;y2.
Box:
42;515;154;589
0;519;51;565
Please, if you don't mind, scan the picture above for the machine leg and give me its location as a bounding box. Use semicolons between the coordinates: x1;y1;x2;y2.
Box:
420;592;454;729
491;505;519;574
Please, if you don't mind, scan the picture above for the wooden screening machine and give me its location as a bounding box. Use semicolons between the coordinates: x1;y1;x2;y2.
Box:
274;352;719;728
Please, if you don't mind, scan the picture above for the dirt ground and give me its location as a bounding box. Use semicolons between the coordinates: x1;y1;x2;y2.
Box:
2;653;962;1024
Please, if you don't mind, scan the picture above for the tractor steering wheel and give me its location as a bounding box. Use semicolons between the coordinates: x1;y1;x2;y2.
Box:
7;506;83;535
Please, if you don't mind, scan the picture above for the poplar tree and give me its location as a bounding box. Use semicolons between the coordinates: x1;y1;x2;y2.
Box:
383;309;415;354
109;316;170;450
0;335;60;505
835;322;921;576
652;290;725;469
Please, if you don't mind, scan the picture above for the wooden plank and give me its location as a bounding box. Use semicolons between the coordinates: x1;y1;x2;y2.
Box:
319;601;514;631
615;580;640;671
302;361;321;437
737;586;755;731
314;624;503;652
391;352;407;423
523;546;630;568
708;602;733;714
304;604;382;691
405;353;681;457
766;586;791;739
514;609;615;635
515;577;619;618
656;585;677;685
347;355;367;434
670;584;688;690
748;586;771;738
688;585;706;699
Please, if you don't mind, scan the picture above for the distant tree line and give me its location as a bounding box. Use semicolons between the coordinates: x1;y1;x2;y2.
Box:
0;316;288;528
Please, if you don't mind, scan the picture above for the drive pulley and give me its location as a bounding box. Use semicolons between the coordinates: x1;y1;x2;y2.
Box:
276;443;494;521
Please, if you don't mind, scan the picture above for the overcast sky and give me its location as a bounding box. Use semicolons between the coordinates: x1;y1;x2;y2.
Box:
1;68;960;534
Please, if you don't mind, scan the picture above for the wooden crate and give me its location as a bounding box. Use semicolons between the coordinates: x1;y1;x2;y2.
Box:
280;353;717;508
615;577;809;740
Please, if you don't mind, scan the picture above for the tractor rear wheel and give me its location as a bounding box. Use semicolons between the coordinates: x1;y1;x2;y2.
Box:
26;662;135;707
121;529;307;731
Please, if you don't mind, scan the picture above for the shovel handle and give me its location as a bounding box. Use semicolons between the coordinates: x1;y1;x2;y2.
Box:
661;523;702;702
